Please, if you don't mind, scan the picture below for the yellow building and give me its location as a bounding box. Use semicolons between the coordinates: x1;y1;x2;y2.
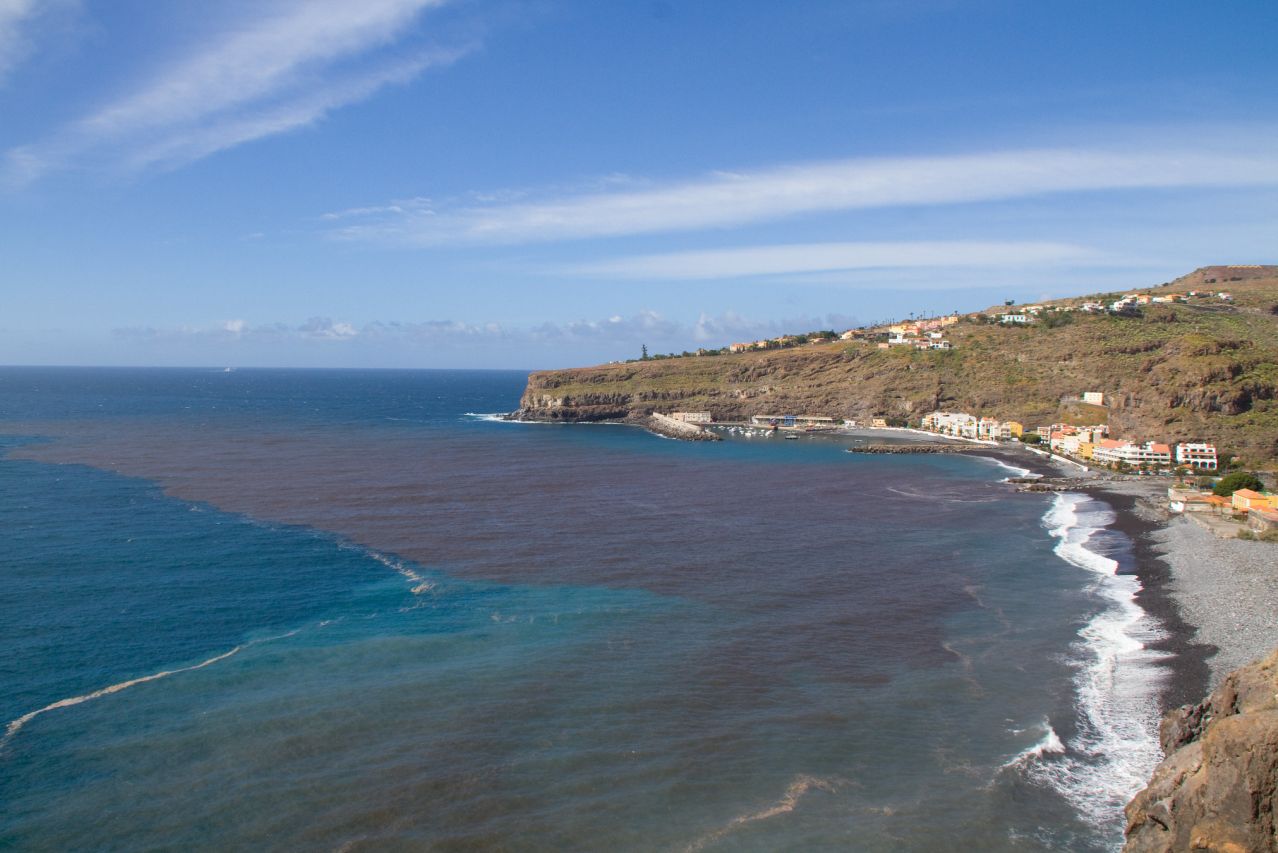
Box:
1077;441;1095;460
1005;421;1023;438
1231;489;1278;513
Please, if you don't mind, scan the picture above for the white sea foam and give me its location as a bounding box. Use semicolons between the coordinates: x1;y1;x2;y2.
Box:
1028;492;1169;834
983;456;1039;481
3;646;242;750
462;412;511;423
364;548;436;594
1002;718;1066;768
1;625;309;751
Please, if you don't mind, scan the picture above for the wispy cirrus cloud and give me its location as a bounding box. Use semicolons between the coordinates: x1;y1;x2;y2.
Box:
560;240;1111;280
5;0;470;183
328;140;1278;246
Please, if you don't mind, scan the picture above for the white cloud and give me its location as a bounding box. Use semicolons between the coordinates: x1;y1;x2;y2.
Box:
320;196;434;221
560;240;1109;280
299;317;359;339
5;0;469;182
119;49;464;174
0;0;40;82
112;310;817;352
330;141;1278;246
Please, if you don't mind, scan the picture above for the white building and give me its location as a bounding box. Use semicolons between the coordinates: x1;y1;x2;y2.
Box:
921;411;978;438
1082;391;1105;406
998;313;1030;324
977;417;1002;440
1175;442;1218;471
671;412;712;424
921;411;1017;440
1092;440;1172;467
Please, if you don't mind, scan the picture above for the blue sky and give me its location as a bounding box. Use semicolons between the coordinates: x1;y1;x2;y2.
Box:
2;0;1276;368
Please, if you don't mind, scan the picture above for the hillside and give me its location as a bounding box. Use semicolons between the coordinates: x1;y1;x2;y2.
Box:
514;268;1278;468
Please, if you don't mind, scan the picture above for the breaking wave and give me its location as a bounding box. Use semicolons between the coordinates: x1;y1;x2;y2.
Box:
1002;718;1066;769
1030;493;1169;833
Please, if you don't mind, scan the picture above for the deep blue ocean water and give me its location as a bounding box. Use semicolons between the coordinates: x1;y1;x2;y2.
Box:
0;368;1169;850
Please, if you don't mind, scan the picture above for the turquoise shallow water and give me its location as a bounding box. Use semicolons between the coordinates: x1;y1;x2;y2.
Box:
0;368;1166;850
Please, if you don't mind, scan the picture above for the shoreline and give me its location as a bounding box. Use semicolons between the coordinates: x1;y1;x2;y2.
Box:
943;436;1272;705
1081;479;1277;700
1084;483;1214;710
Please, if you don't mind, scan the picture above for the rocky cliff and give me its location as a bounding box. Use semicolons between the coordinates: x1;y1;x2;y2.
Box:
1124;648;1278;852
513;271;1278;467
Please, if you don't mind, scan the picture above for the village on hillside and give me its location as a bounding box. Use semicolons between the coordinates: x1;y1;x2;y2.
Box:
627;269;1257;364
649;265;1278;537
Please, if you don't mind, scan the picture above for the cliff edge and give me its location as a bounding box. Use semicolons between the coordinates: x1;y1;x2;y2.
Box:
1124;648;1278;852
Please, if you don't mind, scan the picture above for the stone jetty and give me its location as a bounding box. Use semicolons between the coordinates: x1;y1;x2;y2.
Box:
646;413;721;441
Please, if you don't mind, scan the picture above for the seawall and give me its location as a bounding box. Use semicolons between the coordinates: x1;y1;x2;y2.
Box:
646;413;721;441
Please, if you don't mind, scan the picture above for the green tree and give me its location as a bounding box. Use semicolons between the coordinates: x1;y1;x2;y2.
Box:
1039;310;1074;329
641;344;648;360
1213;471;1265;496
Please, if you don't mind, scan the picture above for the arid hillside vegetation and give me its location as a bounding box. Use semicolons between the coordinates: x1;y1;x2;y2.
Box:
516;269;1278;468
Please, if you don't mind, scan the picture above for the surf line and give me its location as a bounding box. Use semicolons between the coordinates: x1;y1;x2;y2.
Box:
1;628;301;752
1034;491;1168;830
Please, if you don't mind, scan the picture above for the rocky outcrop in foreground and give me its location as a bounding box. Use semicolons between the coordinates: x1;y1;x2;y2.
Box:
1124;648;1278;852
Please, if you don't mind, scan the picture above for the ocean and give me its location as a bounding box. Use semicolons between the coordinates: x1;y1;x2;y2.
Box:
0;367;1170;851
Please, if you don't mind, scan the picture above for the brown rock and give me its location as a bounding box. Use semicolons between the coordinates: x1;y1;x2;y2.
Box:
1124;649;1278;852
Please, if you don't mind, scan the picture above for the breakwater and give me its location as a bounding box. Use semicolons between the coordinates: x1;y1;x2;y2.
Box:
646;413;721;441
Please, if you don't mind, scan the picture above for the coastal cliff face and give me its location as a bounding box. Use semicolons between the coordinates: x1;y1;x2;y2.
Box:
1124;649;1278;853
514;272;1278;465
